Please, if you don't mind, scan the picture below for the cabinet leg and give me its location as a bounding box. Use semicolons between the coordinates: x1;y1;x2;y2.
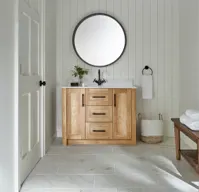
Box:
62;138;68;146
174;126;181;160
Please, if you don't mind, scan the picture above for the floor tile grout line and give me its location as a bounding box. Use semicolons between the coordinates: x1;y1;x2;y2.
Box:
93;175;96;188
56;167;59;175
35;173;116;176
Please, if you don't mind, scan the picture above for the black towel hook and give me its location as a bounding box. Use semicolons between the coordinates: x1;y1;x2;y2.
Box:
142;65;153;75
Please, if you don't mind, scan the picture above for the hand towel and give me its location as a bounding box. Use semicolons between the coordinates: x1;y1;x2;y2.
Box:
142;75;153;99
185;109;199;120
180;113;199;131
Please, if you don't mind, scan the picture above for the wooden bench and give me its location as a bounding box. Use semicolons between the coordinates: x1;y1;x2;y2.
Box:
171;118;199;173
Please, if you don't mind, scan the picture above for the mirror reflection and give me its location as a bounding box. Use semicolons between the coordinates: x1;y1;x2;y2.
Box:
73;14;126;67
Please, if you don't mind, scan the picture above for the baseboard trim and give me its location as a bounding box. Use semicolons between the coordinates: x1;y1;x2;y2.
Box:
56;131;62;138
45;132;57;153
51;132;56;143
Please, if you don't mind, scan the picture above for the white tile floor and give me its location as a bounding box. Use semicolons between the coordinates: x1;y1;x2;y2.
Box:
21;138;199;192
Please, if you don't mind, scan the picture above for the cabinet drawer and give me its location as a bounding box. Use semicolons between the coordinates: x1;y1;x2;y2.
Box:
86;106;112;122
86;123;112;139
86;89;112;106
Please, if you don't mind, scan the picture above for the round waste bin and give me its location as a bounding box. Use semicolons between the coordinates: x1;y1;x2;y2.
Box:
139;114;164;144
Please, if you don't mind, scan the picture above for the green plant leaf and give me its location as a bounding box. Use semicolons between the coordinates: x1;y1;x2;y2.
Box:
71;65;89;79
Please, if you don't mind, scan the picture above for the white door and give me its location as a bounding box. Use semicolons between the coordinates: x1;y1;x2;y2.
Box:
19;0;43;184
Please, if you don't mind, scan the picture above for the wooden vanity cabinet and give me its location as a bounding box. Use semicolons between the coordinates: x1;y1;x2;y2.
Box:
62;88;85;145
62;88;136;145
113;89;132;140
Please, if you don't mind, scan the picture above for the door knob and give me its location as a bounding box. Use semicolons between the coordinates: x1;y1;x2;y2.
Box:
39;81;46;87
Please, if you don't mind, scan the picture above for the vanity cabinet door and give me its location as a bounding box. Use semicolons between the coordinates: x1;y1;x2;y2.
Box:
64;89;85;140
113;89;132;139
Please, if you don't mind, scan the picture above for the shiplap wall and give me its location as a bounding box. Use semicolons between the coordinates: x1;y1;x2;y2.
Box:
179;0;199;149
56;0;179;137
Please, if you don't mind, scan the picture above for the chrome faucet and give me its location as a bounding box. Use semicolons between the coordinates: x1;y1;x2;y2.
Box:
93;69;106;86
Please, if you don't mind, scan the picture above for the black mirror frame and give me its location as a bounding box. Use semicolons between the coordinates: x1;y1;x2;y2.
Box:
72;13;127;68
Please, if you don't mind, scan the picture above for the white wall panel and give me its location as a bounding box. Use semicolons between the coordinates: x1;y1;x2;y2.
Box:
0;0;18;191
56;0;179;137
179;0;199;148
45;0;57;150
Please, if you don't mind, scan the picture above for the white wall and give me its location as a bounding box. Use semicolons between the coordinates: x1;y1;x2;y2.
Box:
56;0;179;137
179;0;199;148
0;0;18;191
45;0;57;150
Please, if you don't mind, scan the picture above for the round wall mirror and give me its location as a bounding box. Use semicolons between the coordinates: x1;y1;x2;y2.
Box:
73;13;127;67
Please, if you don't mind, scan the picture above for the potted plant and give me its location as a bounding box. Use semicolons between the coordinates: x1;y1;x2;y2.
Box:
72;65;89;86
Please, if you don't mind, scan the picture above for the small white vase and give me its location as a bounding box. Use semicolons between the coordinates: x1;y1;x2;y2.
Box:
79;77;83;86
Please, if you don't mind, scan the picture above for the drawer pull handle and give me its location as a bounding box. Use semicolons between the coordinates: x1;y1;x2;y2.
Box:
114;94;116;107
82;94;85;107
92;113;106;115
93;130;106;132
92;96;106;99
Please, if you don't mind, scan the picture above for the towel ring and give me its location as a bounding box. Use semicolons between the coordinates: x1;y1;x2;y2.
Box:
142;66;153;75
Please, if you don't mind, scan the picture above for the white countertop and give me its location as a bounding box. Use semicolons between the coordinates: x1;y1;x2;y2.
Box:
61;80;137;89
62;86;137;89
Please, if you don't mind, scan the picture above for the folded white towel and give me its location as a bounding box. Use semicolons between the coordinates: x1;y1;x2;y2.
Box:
180;114;193;125
188;124;199;131
180;113;199;131
185;109;199;120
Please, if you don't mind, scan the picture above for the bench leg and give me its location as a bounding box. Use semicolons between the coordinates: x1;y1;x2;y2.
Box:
174;126;181;160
